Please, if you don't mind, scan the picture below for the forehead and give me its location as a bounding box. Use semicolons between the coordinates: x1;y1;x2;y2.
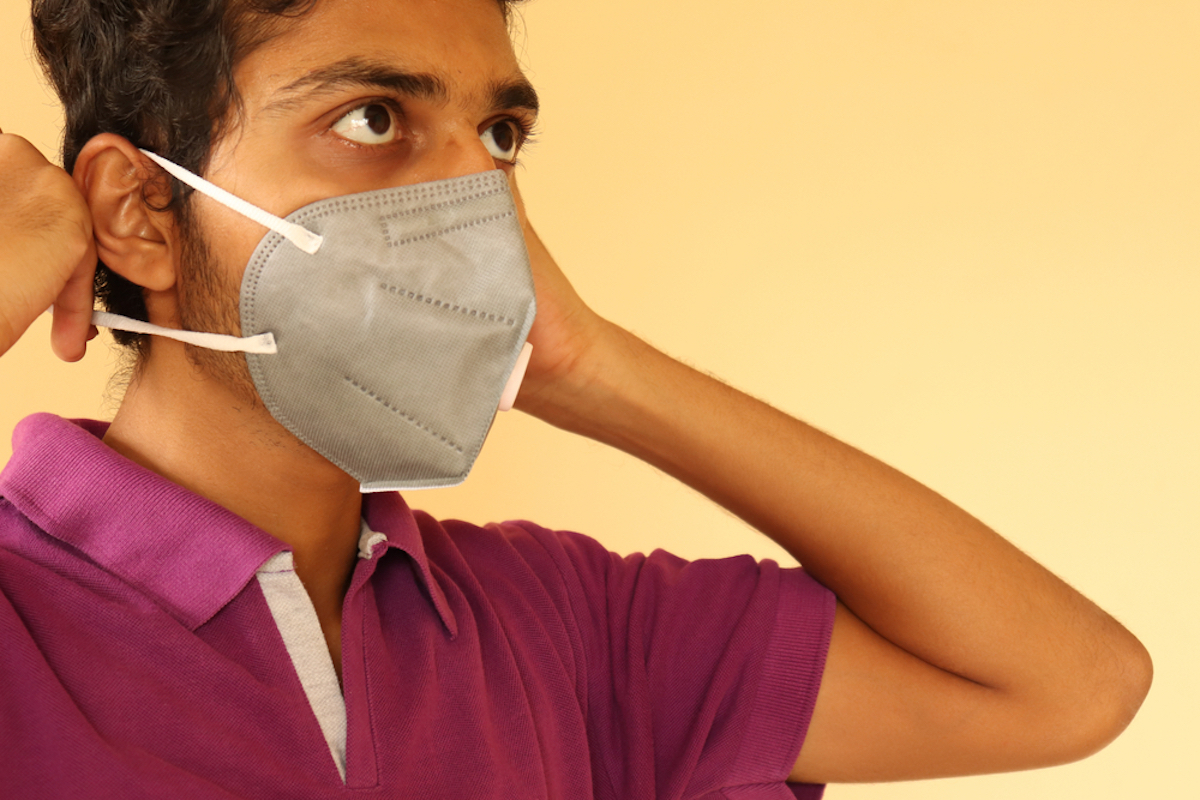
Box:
233;0;521;110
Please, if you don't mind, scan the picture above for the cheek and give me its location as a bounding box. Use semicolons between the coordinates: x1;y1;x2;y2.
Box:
188;198;267;292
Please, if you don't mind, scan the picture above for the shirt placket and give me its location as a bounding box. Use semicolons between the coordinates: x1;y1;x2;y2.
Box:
254;525;386;790
340;531;386;790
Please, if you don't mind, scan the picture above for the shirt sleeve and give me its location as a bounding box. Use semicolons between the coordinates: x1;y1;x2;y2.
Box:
498;522;836;800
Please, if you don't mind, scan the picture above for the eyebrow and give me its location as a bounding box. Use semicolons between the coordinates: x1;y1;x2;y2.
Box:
257;57;539;118
488;78;540;116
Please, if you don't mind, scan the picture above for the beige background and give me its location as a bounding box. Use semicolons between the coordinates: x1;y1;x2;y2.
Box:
2;0;1197;797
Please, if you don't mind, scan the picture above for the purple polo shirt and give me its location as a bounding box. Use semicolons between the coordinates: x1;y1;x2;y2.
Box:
0;414;834;798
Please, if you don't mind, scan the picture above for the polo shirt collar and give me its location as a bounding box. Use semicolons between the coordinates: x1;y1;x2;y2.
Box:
0;414;286;629
361;492;458;638
0;415;417;638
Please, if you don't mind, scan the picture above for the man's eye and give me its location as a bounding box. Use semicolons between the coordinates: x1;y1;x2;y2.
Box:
331;103;398;145
480;119;521;163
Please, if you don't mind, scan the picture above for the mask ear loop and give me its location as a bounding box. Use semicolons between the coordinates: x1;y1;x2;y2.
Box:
138;149;324;255
497;342;533;411
91;311;278;354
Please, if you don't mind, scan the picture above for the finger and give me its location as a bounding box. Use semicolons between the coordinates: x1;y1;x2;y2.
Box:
50;236;99;362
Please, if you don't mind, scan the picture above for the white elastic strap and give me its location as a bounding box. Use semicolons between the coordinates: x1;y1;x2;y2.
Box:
92;311;277;354
138;149;323;255
497;341;533;412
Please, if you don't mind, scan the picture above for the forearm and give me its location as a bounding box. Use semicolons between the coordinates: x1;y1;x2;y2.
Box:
530;319;1149;752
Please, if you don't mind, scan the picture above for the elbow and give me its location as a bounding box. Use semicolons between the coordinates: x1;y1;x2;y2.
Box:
1089;629;1153;752
1040;626;1153;766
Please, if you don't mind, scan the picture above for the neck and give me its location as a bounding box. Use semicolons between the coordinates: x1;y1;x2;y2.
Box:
103;339;363;613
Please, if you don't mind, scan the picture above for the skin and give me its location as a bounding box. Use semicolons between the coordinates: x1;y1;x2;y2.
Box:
6;0;1151;786
0;130;96;360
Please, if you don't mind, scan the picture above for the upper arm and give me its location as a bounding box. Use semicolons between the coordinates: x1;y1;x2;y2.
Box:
790;601;1073;784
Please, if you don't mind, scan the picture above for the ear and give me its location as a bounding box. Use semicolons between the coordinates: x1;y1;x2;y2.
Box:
73;133;178;293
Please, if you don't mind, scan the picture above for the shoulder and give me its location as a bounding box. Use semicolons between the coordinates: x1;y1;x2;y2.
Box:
411;510;834;650
408;513;615;622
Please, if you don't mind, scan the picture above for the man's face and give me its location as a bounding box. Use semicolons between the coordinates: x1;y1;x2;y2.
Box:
174;0;537;398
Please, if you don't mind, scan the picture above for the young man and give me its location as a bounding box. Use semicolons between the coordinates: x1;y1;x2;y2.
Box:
0;0;1151;796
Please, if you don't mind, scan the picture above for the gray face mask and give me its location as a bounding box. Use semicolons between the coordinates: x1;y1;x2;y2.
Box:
94;152;536;492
